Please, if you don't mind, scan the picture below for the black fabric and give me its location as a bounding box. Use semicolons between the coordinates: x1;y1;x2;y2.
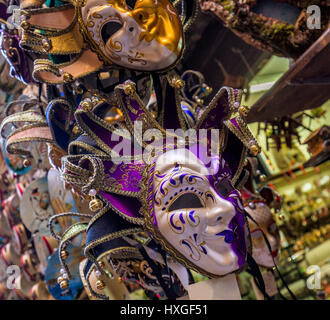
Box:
151;73;163;120
86;208;137;245
138;243;177;300
162;83;182;130
97;72;147;94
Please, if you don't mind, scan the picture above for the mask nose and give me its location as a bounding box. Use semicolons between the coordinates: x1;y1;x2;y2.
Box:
101;21;123;45
207;199;235;227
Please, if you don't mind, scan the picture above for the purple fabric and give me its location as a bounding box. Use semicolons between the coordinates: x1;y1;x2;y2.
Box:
78;112;134;155
121;91;144;122
102;160;144;193
99;191;142;219
76;81;248;268
0;31;33;84
197;90;229;129
0;3;9;21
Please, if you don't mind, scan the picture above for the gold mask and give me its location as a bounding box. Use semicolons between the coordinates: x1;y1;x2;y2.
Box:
80;0;184;71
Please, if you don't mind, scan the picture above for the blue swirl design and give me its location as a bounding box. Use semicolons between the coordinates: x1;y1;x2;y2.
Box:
200;245;207;255
169;176;178;186
181;240;193;254
179;173;188;184
188;175;203;182
170;214;182;231
206;193;215;202
159;180;167;195
189;210;196;223
179;213;185;224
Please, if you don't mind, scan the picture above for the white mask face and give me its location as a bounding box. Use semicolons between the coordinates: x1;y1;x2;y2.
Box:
82;0;183;71
246;202;280;268
152;148;246;276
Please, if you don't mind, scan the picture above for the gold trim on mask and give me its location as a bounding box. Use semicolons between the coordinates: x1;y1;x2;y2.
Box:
33;49;103;84
21;0;46;9
20;15;84;55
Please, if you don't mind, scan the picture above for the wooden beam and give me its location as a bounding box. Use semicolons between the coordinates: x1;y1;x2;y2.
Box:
247;28;330;123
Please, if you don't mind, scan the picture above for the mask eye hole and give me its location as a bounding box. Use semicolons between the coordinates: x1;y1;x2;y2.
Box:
126;0;137;10
101;21;122;45
168;192;203;212
215;178;235;198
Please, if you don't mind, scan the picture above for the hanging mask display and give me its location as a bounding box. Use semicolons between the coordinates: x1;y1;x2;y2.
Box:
32;235;59;274
45;243;84;300
15;0;186;84
240;158;282;268
0;0;34;84
20;177;56;236
57;79;260;296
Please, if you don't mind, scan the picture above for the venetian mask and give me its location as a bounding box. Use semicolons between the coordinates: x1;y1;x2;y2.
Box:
61;82;260;282
245;202;280;268
0;30;33;84
241;158;281;268
81;0;183;71
152;147;247;276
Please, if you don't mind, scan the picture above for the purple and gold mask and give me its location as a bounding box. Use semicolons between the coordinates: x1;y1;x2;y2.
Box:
64;81;261;278
81;0;183;71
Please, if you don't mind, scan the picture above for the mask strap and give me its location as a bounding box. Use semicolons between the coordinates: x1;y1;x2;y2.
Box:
159;246;174;295
187;269;195;285
269;268;290;301
137;243;177;300
245;210;297;300
151;73;163;119
246;252;272;300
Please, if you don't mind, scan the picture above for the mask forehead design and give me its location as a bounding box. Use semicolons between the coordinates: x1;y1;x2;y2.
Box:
152;148;246;276
81;0;183;71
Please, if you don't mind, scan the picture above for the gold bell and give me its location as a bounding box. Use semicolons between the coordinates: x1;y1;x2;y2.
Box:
132;262;141;273
124;83;136;96
250;144;260;156
196;98;204;105
259;174;267;182
72;125;81;135
205;86;212;93
60;250;69;260
89;198;103;212
239;106;249;117
23;159;31;167
173;78;185;89
60;279;69;290
279;215;285;221
117;277;123;283
96;280;106;290
20;21;30;30
81;100;94;112
57;276;64;284
63;73;73;83
98;261;105;269
42;39;52;52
